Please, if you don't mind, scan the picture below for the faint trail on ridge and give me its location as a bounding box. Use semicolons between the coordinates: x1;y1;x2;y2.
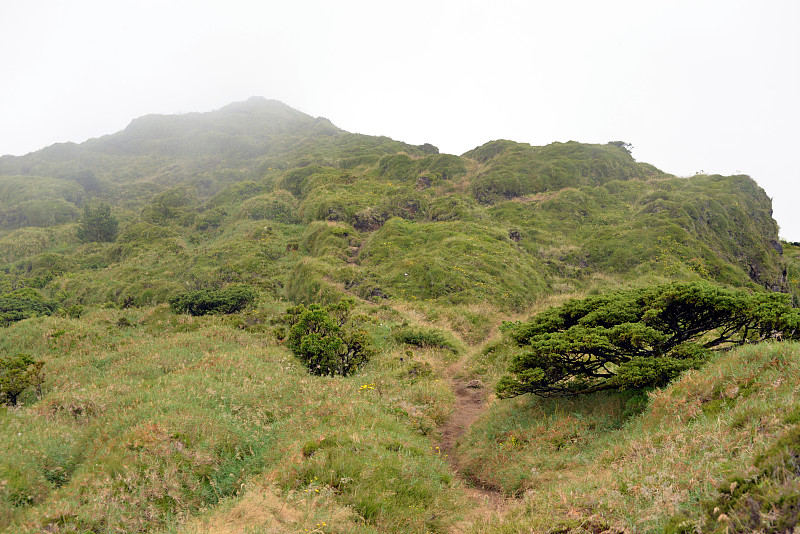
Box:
438;363;507;514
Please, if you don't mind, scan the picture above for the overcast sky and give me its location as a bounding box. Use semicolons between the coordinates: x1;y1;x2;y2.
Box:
2;0;799;238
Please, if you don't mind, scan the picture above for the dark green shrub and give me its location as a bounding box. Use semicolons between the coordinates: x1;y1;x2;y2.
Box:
0;354;44;405
168;286;257;316
609;343;711;390
65;304;84;319
0;288;60;326
498;282;800;398
283;301;372;376
77;202;118;242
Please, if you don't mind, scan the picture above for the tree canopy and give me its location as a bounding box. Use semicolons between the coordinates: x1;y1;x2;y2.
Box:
497;282;800;398
282;300;372;376
77;202;118;242
0;354;44;405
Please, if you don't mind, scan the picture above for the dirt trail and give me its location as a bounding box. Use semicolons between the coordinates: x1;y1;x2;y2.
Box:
438;364;507;514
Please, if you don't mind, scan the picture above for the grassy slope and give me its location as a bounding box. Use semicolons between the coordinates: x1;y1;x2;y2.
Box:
0;99;787;311
2;303;798;533
0;100;798;533
0;303;469;533
458;340;800;533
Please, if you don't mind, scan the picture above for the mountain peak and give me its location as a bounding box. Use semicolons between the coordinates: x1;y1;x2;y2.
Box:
216;97;310;117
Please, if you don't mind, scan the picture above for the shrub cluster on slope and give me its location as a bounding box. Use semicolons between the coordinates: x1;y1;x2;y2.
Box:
0;98;790;312
0;288;60;326
456;341;800;532
0;98;798;534
0;304;463;533
168;285;257;316
465;140;661;203
76;202;118;243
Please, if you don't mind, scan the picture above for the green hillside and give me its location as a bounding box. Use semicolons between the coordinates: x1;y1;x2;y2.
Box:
0;99;797;533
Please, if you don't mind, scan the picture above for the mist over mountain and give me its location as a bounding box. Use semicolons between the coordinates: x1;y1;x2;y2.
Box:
0;96;790;305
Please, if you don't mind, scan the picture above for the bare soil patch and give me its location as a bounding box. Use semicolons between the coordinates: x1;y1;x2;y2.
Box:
438;370;507;513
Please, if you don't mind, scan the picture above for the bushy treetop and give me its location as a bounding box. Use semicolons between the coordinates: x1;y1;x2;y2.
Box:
497;282;800;398
0;354;44;406
282;300;372;377
77;202;118;243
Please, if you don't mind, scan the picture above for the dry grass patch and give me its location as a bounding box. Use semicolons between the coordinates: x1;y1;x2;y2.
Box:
178;479;368;534
456;342;800;533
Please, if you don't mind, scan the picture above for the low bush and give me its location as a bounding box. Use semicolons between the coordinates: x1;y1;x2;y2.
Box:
0;288;60;326
283;300;372;376
394;327;460;352
168;285;257;316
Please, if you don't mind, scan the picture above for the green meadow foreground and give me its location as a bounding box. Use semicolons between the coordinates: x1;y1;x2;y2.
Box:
2;303;799;533
1;99;799;532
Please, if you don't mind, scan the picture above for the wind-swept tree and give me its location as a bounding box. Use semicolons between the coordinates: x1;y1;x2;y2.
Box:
497;282;800;398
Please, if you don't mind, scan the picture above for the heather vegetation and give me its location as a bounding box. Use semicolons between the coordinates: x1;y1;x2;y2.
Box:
0;98;798;533
168;285;258;316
